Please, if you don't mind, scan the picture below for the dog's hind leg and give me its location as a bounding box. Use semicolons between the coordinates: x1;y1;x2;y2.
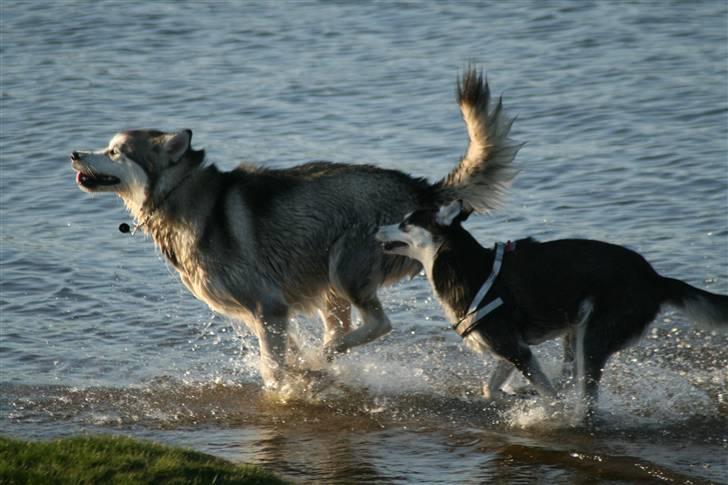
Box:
559;330;577;389
324;296;392;359
576;329;610;422
576;302;656;421
324;225;391;358
321;291;352;346
345;297;392;348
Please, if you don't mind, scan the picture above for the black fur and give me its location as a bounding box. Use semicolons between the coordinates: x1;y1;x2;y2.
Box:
407;209;728;417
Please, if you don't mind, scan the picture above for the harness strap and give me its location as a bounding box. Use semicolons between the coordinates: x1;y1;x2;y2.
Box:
466;242;505;315
454;297;504;337
452;241;512;338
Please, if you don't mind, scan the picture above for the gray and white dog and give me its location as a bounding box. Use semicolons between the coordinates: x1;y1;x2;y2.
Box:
70;68;521;389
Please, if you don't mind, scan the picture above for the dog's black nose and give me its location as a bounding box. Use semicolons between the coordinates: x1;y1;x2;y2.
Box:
70;151;80;161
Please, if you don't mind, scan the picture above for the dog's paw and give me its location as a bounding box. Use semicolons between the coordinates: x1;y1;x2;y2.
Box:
555;369;576;392
482;385;512;402
322;339;346;362
555;377;575;393
483;384;544;404
508;387;540;400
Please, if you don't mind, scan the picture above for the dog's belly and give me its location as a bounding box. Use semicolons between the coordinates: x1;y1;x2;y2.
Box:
176;264;269;329
522;325;569;345
520;298;595;345
177;257;331;327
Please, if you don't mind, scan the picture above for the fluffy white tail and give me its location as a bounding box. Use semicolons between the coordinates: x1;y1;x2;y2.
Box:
436;67;523;214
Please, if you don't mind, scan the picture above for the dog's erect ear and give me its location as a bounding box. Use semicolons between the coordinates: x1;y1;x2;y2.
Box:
436;200;463;226
163;129;192;162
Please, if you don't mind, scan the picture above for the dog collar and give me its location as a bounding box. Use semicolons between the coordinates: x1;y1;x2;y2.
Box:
120;172;195;236
452;241;513;337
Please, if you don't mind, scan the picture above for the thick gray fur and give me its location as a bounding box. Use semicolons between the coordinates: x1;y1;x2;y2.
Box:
70;68;520;389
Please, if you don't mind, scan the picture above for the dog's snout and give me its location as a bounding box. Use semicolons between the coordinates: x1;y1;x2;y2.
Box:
70;151;80;161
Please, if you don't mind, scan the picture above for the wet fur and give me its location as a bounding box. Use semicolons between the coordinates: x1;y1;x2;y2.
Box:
70;68;520;390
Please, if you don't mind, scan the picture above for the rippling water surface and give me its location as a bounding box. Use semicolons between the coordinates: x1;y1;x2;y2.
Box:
2;1;727;483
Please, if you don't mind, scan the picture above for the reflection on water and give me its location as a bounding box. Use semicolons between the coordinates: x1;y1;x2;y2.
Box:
2;0;727;482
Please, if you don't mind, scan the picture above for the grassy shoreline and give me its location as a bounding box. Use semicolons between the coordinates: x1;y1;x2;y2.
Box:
0;434;286;484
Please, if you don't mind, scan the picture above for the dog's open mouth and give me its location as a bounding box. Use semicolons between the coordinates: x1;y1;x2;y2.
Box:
381;241;408;252
75;171;120;189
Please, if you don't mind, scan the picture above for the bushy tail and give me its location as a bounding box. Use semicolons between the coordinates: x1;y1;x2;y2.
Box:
435;67;523;214
662;277;728;330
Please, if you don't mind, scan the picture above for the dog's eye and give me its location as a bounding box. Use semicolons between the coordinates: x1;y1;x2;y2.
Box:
109;147;120;158
398;222;409;232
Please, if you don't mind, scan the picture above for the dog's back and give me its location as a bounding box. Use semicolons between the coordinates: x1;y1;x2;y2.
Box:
498;239;664;344
499;238;728;342
231;162;432;275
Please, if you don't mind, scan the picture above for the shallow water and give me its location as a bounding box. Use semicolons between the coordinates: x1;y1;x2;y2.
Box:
1;1;727;483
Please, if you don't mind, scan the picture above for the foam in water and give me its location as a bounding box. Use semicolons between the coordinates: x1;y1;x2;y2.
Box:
210;304;723;431
501;355;719;430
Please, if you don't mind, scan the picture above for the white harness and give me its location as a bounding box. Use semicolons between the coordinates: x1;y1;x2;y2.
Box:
452;241;513;337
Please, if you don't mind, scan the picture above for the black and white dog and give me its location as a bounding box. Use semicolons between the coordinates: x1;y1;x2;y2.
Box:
376;200;728;418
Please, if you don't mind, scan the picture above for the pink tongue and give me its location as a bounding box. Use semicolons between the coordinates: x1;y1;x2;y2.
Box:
76;172;86;184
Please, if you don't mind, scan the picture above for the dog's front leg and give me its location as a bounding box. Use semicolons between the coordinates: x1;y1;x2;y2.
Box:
325;226;390;359
255;310;289;390
483;359;515;400
516;352;558;400
491;339;557;401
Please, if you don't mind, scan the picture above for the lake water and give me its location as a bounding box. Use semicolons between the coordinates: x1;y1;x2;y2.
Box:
1;1;727;483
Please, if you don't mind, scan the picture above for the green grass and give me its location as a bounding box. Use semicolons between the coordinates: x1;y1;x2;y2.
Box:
0;434;287;484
